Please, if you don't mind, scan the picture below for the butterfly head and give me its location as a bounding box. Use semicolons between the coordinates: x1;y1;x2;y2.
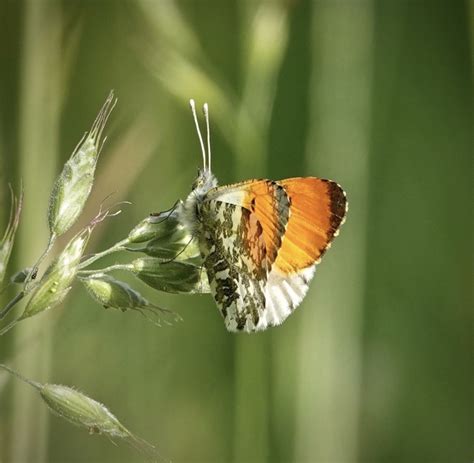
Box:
191;168;217;195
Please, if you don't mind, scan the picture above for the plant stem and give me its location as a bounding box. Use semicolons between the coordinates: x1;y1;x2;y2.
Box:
24;233;56;291
233;4;289;463
0;291;25;320
294;3;372;462
0;363;41;390
10;1;63;462
78;238;130;269
78;263;132;276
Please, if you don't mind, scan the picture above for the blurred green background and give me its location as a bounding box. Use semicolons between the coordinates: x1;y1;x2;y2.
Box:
0;1;472;462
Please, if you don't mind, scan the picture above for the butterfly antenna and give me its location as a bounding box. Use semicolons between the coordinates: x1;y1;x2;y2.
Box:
203;103;211;172
189;99;207;171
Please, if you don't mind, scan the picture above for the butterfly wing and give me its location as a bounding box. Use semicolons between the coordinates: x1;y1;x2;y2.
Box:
200;177;347;332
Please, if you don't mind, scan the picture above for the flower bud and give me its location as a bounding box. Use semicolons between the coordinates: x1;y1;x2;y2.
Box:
130;257;210;294
128;212;201;262
81;273;179;326
19;227;91;320
127;211;182;244
140;232;201;262
0;186;22;284
82;273;151;310
40;383;130;438
41;383;160;458
0;363;160;460
48;91;116;237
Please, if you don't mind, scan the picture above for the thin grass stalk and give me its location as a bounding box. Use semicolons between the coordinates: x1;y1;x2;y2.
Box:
235;0;288;175
233;3;289;462
0;132;8;407
10;0;63;461
0;132;6;231
294;3;373;462
470;0;474;71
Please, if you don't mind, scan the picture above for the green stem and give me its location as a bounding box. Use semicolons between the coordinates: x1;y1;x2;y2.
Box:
78;263;133;276
0;363;41;390
0;291;25;320
294;4;372;461
24;233;56;291
11;0;63;461
0;318;19;337
78;238;130;270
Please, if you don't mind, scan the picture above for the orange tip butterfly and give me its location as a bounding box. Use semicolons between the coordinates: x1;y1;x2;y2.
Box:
177;100;348;333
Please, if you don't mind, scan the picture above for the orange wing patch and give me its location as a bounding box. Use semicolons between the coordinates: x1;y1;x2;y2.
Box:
241;208;267;269
208;177;347;276
274;177;347;274
241;181;290;269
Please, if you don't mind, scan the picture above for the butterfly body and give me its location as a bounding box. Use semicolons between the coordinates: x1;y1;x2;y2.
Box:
176;100;347;333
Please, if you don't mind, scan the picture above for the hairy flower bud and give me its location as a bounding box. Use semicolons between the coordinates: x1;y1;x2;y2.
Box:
82;273;140;310
127;211;181;244
0;363;160;460
128;212;201;262
130;257;210;294
82;273;148;309
81;273;178;326
48;92;116;237
141;233;201;262
41;382;160;458
40;383;129;437
20;227;91;320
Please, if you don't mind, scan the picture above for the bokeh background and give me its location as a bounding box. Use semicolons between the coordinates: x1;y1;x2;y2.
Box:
0;1;472;462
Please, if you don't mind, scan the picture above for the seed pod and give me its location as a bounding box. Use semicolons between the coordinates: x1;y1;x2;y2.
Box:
138;231;201;262
127;212;201;262
130;257;210;294
0;186;23;284
40;383;130;438
41;383;161;459
0;363;161;461
19;227;92;320
127;211;182;244
82;273;155;310
81;273;178;326
48;91;116;237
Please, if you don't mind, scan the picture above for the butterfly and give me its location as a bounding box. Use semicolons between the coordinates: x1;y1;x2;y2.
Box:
177;100;347;333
